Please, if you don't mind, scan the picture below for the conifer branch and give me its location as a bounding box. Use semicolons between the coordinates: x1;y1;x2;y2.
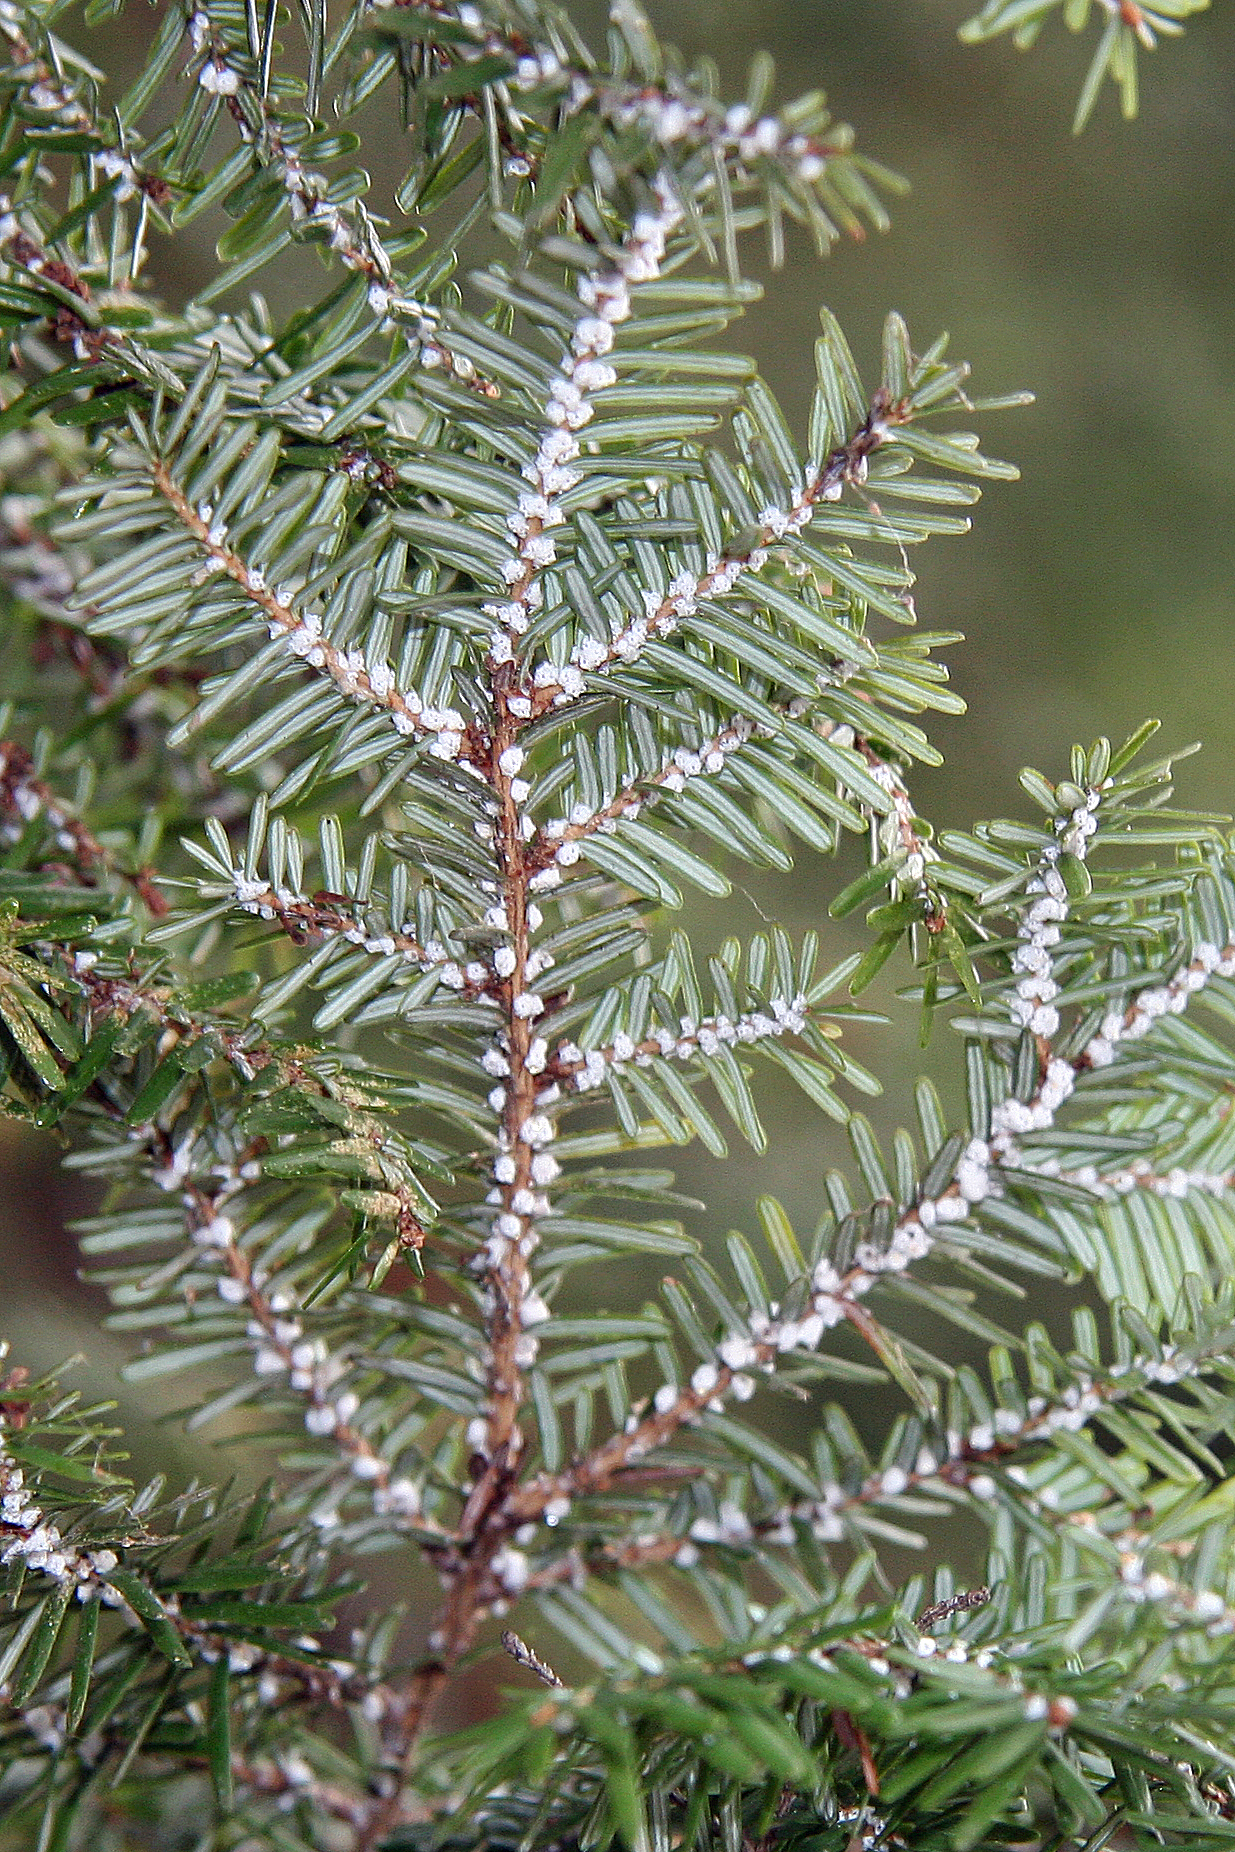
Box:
366;0;891;239
183;4;500;396
0;199;114;356
160;1136;414;1495
496;920;1235;1535
186;9;399;289
847;731;941;904
997;1455;1235;1641
0;741;168;912
231;1754;375;1828
654;1338;1228;1561
54;949;433;1264
549;991;816;1091
0;9;162;203
526;387;910;713
528;716;755;874
0;1411;378;1710
221;874;498;1005
0;2;1226;1843
988;936;1235;1173
485;174;684;676
149;460;487;765
1049;1159;1235;1200
959;0;1207;133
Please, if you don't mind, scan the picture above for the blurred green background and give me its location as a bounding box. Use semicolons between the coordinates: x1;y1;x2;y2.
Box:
3;0;1233;1542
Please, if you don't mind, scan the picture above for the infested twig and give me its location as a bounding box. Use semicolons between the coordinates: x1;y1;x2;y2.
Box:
501;1629;563;1688
917;1586;992;1631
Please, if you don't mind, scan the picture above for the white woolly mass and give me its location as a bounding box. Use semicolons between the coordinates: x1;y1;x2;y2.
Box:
488;175;685;681
227;872;477;988
689;1501;753;1546
565;992;810;1091
1047;1154;1235;1200
490;1545;530;1593
149;1136;425;1533
866;756;937;889
200;43;467;397
96;147;139;201
1004;787;1101;1045
991;932;1235;1196
928;796;1235;1216
637;1148;995;1434
373;1477;421;1518
0;1431;120;1594
0;745;83;857
1118;1552;1234;1631
259;589;464;757
691;1341;1215;1581
198;57;241;94
538;400;886;702
544;719;754;860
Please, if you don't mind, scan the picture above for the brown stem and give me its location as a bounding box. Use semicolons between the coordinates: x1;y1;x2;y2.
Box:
351;666;543;1839
194;12;498;400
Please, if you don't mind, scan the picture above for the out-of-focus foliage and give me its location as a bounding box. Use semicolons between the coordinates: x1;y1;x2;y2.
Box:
960;0;1209;131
